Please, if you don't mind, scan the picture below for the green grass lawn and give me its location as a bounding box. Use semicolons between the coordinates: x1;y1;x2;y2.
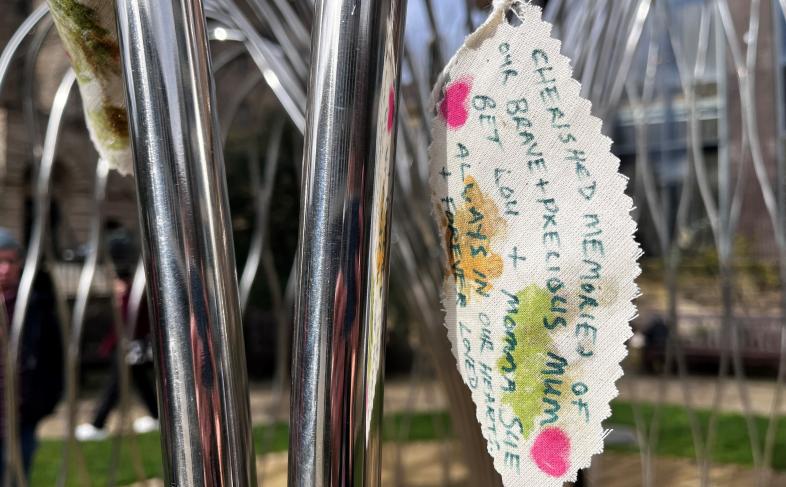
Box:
28;403;786;485
606;402;786;470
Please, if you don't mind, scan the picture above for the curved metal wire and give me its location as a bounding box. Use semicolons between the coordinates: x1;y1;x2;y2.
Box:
238;120;283;312
211;0;307;131
105;255;148;487
58;157;106;487
0;5;49;95
5;67;75;487
21;14;54;163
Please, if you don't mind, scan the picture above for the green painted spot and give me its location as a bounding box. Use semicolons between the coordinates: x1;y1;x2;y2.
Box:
49;0;120;81
89;103;129;149
497;284;559;437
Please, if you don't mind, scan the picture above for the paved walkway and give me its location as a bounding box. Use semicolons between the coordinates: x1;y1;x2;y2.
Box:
38;379;448;439
38;375;785;439
590;452;786;487
616;375;786;416
34;375;786;486
124;447;786;487
125;442;470;487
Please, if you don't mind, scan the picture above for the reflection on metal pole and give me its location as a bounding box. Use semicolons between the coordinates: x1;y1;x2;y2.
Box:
288;0;407;485
113;0;256;484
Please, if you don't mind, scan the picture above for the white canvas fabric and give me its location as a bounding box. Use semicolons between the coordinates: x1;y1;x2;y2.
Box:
49;0;132;175
429;2;641;484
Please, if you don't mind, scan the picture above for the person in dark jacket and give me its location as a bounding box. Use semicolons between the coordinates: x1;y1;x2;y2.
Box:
75;228;158;441
0;227;64;478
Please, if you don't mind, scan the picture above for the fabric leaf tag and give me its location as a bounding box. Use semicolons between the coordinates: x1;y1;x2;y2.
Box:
428;2;641;484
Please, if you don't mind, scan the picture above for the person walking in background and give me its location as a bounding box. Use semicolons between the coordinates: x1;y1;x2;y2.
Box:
75;228;158;441
0;228;64;477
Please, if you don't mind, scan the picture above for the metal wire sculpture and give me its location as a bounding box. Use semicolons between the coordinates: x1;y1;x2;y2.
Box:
2;0;786;486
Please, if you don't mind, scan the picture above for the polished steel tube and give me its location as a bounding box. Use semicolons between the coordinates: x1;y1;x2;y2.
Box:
113;0;255;485
288;0;407;485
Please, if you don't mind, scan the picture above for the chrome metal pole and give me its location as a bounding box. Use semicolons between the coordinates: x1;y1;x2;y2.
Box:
113;1;255;485
288;0;407;485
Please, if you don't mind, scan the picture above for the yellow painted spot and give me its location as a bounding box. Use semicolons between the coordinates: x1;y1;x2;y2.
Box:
447;176;505;301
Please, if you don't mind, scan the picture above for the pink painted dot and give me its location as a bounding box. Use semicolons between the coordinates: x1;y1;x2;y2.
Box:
530;427;570;477
440;78;472;129
387;86;395;133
